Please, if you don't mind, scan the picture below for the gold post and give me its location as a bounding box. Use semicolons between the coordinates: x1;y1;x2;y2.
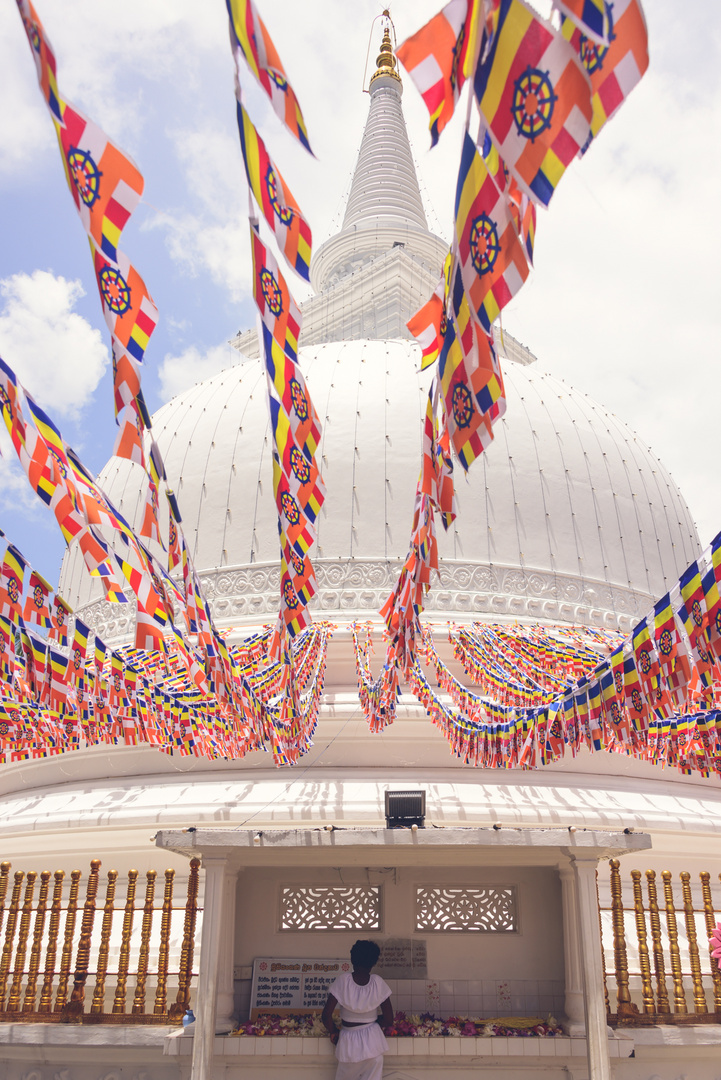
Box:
646;871;670;1013
0;862;11;940
153;869;175;1015
609;859;636;1018
7;871;37;1012
54;868;82;1011
662;870;687;1014
631;870;655;1014
112;869;138;1014
91;869;118;1014
0;871;25;1010
169;858;201;1020
596;868;610;1016
39;870;65;1013
680;871;707;1014
700;872;721;1012
62;858;101;1021
132;870;157;1014
23;870;50;1012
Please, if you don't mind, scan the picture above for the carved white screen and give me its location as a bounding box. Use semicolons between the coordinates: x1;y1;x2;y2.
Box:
415;886;517;932
280;886;382;931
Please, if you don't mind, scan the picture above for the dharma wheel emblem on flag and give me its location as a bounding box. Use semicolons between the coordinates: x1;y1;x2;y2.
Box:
691;600;703;627
73;648;82;671
32;585;44;609
67;146;103;207
290;447;310;485
280;491;301;525
579;36;608;75
290;378;309;421
451;382;473;430
265;165;293;225
614;670;624;695
269;69;288;92
49;448;68;478
469;212;500;276
283;579;299;608
550;718;563;739
631;689;643;713
511;67;557;142
99;265;131;315
610;702;622;725
260;267;284;317
638;649;652;675
658;629;673;656
6;577;19;604
0;387;10;413
30;23;41;52
0;723;9;737
290;551;304;576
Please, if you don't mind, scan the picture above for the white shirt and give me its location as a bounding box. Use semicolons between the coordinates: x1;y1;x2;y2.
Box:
328;972;392;1024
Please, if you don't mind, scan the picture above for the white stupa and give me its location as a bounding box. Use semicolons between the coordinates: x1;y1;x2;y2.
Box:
1;22;719;1080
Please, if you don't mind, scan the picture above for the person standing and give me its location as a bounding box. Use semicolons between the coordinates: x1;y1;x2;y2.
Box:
321;940;394;1080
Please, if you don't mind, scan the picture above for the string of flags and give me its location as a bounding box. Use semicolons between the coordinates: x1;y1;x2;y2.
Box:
355;530;721;775
383;0;649;670
13;0;216;657
0;517;334;765
15;0;156;469
226;0;324;661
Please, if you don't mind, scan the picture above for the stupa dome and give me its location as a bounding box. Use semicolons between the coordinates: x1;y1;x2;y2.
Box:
57;18;700;643
58;338;698;642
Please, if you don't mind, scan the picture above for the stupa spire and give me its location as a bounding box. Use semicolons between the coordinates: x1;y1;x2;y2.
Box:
310;16;445;299
370;24;401;86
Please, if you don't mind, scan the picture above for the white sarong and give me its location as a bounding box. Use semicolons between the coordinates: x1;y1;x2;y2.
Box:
335;1021;388;1080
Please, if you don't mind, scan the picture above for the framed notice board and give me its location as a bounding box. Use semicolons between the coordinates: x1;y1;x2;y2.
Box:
250;957;350;1018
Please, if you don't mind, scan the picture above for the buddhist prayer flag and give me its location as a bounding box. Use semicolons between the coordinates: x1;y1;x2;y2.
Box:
113;401;146;467
92;245;158;364
23;569;52;629
474;0;592;207
251;221;301;361
561;0;648;152
397;0;474;147
236;100;312;280
166;490;183;572
263;330;321;456
455;131;529;332
54;101;144;262
226;0;312;152
15;0;62;123
0;546;27;624
554;0;610;44
407;255;452;370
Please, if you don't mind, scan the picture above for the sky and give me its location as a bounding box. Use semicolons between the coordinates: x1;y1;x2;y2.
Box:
0;0;719;592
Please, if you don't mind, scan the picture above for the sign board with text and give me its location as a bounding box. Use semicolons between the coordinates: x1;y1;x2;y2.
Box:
250;957;350;1017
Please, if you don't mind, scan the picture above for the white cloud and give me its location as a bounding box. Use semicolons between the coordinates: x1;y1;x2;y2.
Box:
0;270;109;418
159;343;236;402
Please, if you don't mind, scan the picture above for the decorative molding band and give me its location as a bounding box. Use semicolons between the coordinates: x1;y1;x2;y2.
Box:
75;559;653;645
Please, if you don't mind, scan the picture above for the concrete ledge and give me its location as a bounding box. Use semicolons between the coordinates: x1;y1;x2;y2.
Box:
0;1023;175;1047
163;1033;634;1059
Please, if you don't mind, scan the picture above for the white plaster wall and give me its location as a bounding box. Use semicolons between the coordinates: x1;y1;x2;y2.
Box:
233;863;565;1021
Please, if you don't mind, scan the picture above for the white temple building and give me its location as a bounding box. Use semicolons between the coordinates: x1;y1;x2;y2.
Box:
1;21;720;1080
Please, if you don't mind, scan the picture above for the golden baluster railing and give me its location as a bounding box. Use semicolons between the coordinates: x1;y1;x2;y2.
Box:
112;869;138;1014
609;859;636;1018
6;871;36;1012
700;872;721;1012
646;870;670;1014
0;872;25;1011
62;858;101;1021
662;870;687;1015
91;869;118;1014
169;858;201;1021
630;870;655;1014
54;868;81;1012
153;868;175;1015
596;868;610;1017
132;870;156;1015
0;862;11;940
23;870;50;1012
39;870;64;1013
680;871;707;1014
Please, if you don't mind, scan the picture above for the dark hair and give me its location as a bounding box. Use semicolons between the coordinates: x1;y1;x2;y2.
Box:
350;940;381;970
